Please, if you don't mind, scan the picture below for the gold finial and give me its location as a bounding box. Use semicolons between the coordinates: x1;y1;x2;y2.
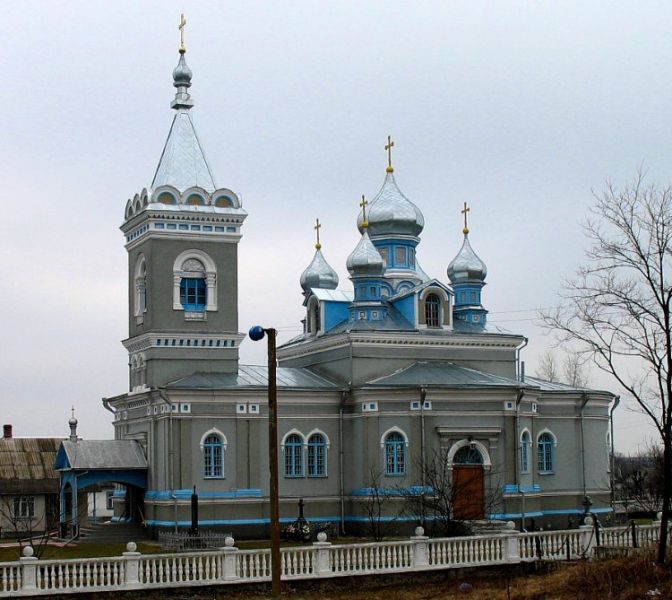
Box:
314;218;322;250
461;201;471;234
179;14;187;54
360;194;369;228
385;135;395;173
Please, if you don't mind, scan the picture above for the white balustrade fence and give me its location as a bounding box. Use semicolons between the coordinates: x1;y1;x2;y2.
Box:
0;521;665;597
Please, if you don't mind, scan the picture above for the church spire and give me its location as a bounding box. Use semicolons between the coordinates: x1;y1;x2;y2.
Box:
151;17;216;192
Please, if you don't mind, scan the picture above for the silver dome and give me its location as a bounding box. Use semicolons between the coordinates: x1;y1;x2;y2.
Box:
447;234;487;283
300;248;339;292
173;53;193;87
347;230;384;277
357;172;424;238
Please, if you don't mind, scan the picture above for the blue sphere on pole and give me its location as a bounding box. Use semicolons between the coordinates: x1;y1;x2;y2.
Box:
249;325;265;341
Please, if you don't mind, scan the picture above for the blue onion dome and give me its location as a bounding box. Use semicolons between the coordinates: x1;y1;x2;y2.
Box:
300;248;339;292
173;53;193;88
357;172;425;238
347;230;385;277
447;234;488;283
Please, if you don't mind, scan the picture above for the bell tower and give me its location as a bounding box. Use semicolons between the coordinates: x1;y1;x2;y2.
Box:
120;38;246;392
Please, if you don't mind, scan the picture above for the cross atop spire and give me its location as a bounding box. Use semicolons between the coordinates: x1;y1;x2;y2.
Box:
461;202;471;235
179;14;187;54
360;194;369;228
385;135;395;173
314;218;322;250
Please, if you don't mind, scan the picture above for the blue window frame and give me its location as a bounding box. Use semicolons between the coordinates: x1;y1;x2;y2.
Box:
284;434;304;477
307;434;327;477
520;432;530;473
180;277;206;310
537;433;554;473
425;294;440;327
203;434;224;478
385;431;406;476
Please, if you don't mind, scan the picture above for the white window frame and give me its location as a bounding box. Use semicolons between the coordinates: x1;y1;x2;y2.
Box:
172;249;218;312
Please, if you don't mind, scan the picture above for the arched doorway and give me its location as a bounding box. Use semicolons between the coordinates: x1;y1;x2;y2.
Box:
452;445;485;520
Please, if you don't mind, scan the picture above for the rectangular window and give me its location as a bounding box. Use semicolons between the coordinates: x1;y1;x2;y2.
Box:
370;287;377;296
395;246;406;265
470;291;477;303
180;278;206;310
13;496;35;519
409;250;415;266
178;224;188;230
379;247;388;267
106;491;114;510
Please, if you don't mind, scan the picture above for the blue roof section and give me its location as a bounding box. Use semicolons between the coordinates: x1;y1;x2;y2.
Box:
166;365;339;390
366;361;525;388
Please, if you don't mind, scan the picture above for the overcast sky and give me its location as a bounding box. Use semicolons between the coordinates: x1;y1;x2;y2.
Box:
2;1;671;453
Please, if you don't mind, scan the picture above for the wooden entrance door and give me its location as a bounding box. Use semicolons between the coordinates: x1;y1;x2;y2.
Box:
452;466;485;520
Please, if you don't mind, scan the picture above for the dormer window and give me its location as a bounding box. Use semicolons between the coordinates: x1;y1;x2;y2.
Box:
425;293;440;327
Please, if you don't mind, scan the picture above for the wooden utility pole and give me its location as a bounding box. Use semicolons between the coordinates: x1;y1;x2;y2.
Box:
267;328;281;597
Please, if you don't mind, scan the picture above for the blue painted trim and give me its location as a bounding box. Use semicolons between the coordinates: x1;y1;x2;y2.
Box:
144;488;263;500
490;507;614;520
351;486;433;497
503;484;542;494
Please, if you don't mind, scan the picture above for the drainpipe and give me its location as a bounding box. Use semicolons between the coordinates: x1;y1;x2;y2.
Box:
580;392;589;498
158;389;178;533
339;390;347;535
420;388;427;488
609;395;620;510
516;337;529;381
514;388;525;531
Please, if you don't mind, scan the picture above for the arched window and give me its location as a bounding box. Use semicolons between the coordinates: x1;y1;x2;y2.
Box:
520;431;531;473
385;431;406;476
425;294;440;327
537;432;555;473
284;433;304;477
307;433;327;477
203;434;224;478
453;446;484;465
134;255;147;324
173;250;217;313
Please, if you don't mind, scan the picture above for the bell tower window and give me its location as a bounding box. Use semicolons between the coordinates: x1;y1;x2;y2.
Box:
180;277;206;311
134;255;147;325
172;250;218;315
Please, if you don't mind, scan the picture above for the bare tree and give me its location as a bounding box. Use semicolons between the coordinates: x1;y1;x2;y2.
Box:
541;173;672;563
562;349;590;388
614;445;665;515
536;351;559;382
358;467;404;541
402;448;503;537
0;495;56;557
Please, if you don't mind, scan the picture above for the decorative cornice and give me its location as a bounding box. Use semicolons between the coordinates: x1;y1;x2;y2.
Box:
123;332;245;354
278;330;525;361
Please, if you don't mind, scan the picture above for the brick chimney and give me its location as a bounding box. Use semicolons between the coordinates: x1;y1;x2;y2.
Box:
3;424;12;439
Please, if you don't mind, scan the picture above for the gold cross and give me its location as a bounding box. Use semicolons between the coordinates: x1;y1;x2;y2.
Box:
179;14;187;53
461;202;471;234
314;218;322;249
360;194;369;227
385;135;395;173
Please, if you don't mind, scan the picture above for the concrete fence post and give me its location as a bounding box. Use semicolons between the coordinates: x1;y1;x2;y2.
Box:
411;526;429;568
580;516;595;558
20;546;38;592
122;541;142;589
502;521;521;564
221;536;239;581
313;531;332;576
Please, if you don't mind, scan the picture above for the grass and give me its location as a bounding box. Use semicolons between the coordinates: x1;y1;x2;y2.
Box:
0;542;161;562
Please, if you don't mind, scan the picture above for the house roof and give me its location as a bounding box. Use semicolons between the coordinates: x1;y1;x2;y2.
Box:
56;440;147;471
365;361;525;388
0;438;63;493
166;364;339;390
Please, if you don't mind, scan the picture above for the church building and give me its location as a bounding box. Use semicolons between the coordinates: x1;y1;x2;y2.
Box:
83;39;615;537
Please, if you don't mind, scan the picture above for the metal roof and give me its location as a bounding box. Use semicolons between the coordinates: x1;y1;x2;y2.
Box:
366;361;524;388
523;376;610;394
166;364;339;390
58;441;147;471
151;110;216;192
0;438;62;493
311;288;353;302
